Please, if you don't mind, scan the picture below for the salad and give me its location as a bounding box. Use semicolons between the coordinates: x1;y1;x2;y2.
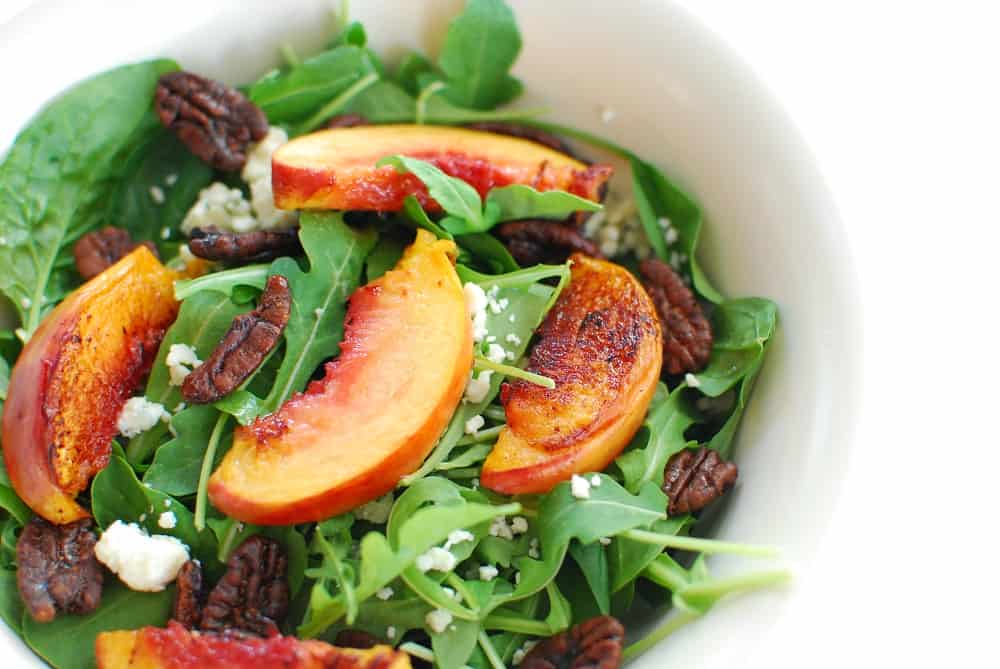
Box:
0;2;786;668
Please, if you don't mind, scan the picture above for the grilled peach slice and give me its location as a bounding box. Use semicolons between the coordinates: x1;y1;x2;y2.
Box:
271;124;612;212
2;247;178;524
481;254;663;495
95;622;411;669
209;230;472;524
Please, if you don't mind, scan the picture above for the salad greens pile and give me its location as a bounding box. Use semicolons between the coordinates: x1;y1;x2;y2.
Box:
0;2;785;668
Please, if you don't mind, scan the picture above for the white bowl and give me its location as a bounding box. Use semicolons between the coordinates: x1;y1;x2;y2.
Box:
0;1;862;667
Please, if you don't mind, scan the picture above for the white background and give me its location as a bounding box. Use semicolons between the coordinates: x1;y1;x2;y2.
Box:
0;0;997;666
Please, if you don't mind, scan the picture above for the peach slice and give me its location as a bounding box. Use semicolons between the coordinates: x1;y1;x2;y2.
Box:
271;124;612;212
481;254;663;495
2;247;179;524
208;230;472;525
95;623;411;669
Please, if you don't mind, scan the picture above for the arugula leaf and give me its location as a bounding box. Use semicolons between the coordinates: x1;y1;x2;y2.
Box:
258;213;375;415
568;541;611;615
172;264;270;302
342;79;542;125
22;581;172;669
691;298;777;397
0;352;9;402
378;156;485;229
91;456;217;567
396;51;437;96
456;233;519;274
0;485;31;527
0;59;178;338
107;130;214;254
607;517;691;593
484;184;601;224
709;357;765;460
127;292;244;464
248;46;378;126
615;384;700;493
432;617;481;669
438;0;523;110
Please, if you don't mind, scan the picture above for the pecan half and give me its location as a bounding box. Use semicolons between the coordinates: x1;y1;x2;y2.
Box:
521;616;625;669
200;535;289;637
155;71;269;171
188;227;303;264
494;220;604;267
663;446;738;516
465;122;575;156
181;275;291;404
334;629;381;649
172;560;207;629
73;227;158;280
638;258;713;375
16;517;103;623
325;113;370;129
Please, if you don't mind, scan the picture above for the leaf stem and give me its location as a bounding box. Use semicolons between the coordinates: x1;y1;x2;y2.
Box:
678;569;792;601
619;529;780;558
457;424;503;445
621;609;700;661
484;405;506;422
174;264;269;301
194;414;228;531
298;71;380;134
279;43;301;68
478;632;507;669
642;558;690;592
474;357;554;389
415;81;447;125
483;613;552;637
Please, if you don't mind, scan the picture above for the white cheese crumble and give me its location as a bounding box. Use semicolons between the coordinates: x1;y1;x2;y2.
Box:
425;608;454;634
386;626;397;640
581;188;653;260
149;185;165;205
570;474;592;499
590;474;602;487
464;370;493;404
442;586;460;601
94;521;189;592
513;641;539;665
160;226;171;240
181;182;258;234
599;536;612;546
528;538;541;559
464;414;485;435
376;586;395;601
508;314;516;323
117;397;170;438
165;173;179;187
510;516;529;535
486;343;507;364
415;547;457;573
166;344;201;386
355;492;394;524
20;297;31;309
444;529;475;550
489;516;514;540
685;372;701;388
241;127;297;230
157;511;177;530
479;565;499;581
505;333;522;346
464;283;489;343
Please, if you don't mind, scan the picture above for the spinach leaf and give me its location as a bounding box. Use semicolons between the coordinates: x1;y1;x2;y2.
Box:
0;569;23;637
248;46;378;126
484;184;601;224
342;79;541;125
142;404;226;496
107;130;214;253
456;233;519;274
395;51;437;96
438;0;523;110
329;20;368;48
615;384;700;493
127;292;244;464
709;357;765;460
0;59;178;338
22;581;172;669
91;456;217;567
258;213;375;415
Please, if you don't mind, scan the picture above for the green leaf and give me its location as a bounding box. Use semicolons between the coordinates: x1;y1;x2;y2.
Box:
22;580;172;669
259;213;376;415
537;475;667;552
0;345;10;402
127;292;244;464
91;456;217;567
432;617;481;669
212;389;265;426
341;80;418;123
396;51;437;96
108;130;214;254
0;485;31;527
615;384;700;493
401;195;454;240
709;356;766;460
691;298;778;397
568;541;610;615
607;517;691;593
172;264;269;302
330;20;368;48
484;184;601;223
438;0;523;110
378;156;485;230
0;569;24;638
142;404;227;496
0;59;178;338
456;233;519;274
248;46;378;125
365;228;410;281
